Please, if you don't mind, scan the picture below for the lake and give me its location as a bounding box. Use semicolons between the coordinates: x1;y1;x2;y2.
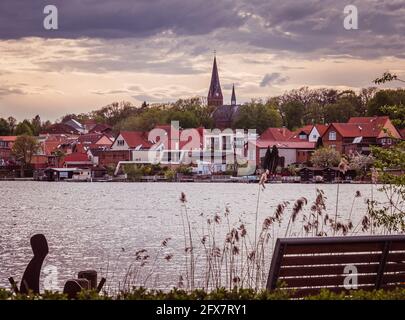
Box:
0;181;383;293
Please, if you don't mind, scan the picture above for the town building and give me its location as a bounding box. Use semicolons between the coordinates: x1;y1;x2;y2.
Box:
322;116;402;155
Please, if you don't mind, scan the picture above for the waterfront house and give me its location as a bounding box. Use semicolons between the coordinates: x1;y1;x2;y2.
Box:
252;139;315;168
250;128;316;168
0;136;17;167
321;116;402;155
63;153;93;168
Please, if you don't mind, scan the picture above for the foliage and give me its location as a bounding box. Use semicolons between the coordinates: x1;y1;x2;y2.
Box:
232;100;282;134
367;89;405;117
348;153;374;172
164;168;176;181
2;287;405;300
11;135;40;177
14;120;34;136
114;98;213;132
0;118;12;135
374;72;405;85
310;147;341;168
366;141;405;233
380;104;405;129
176;165;192;175
123;164;144;181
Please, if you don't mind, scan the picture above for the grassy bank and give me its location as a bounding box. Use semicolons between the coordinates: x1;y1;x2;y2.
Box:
2;287;405;300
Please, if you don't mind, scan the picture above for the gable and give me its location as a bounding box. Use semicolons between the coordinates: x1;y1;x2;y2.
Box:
111;134;130;150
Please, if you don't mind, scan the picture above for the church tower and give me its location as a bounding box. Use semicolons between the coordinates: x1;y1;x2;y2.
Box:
207;55;223;107
231;84;236;106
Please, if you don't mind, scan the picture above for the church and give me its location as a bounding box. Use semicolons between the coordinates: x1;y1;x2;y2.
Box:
207;56;241;129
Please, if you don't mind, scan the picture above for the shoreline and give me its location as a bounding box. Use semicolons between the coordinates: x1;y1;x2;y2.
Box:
0;177;378;185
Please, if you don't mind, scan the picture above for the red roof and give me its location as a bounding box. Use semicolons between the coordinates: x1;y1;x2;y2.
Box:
89;123;112;134
119;131;153;149
41;123;80;135
315;124;328;136
64;153;91;162
78;133;107;145
0;136;17;142
293;125;313;136
325;117;401;139
348;116;389;125
260;128;294;141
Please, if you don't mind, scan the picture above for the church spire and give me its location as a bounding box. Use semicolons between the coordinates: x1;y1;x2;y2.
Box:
231;84;236;106
207;55;223;107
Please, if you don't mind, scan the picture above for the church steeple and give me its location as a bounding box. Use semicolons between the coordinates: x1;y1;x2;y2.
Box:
231;84;236;106
207;55;223;107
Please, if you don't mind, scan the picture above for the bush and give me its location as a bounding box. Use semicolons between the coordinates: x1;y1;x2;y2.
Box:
2;287;405;300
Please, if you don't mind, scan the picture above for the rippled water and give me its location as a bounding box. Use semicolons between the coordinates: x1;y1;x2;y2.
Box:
0;181;383;292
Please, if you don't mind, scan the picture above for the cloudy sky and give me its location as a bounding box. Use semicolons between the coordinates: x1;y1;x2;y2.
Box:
0;0;404;121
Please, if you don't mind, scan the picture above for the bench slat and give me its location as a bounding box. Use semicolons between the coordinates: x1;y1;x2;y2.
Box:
279;263;405;277
279;274;377;288
284;242;385;254
281;252;405;266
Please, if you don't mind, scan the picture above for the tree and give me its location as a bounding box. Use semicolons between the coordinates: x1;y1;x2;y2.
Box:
374;72;405;85
7;116;16;133
348;153;374;172
11;135;40;177
31;115;42;136
15;120;34;136
366;141;405;233
379;104;405;129
0;118;11;135
315;137;323;149
367;89;405;116
52;149;65;168
233;100;282;134
311;147;341;168
324;91;361;123
280;100;305;130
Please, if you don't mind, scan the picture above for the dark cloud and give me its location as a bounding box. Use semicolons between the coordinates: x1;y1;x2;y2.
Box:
0;0;244;39
0;0;404;61
260;73;289;87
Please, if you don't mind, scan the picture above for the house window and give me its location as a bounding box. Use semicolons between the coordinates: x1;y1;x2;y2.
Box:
329;131;337;141
299;134;307;140
117;140;125;146
386;138;392;145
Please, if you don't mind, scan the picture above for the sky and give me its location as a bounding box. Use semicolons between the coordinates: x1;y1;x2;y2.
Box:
0;0;404;121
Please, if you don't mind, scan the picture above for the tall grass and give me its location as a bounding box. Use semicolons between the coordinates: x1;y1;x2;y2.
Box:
104;186;399;295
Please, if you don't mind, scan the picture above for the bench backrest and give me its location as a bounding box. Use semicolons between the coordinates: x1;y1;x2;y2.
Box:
266;235;405;297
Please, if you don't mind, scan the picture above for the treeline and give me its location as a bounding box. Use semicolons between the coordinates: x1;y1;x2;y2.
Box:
0;115;52;136
1;87;404;136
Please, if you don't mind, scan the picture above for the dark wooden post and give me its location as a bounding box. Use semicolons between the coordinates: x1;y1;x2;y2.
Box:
78;270;98;289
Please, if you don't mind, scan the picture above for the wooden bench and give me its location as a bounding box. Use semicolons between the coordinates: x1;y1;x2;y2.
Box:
266;235;405;297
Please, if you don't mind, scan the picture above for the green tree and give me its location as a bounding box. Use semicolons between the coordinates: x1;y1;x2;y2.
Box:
311;147;341;168
233;100;282;134
11;135;40;177
7;116;17;134
324;92;360;123
0;118;11;135
31;115;42;136
367;89;405;116
280;100;304;130
15;120;34;136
